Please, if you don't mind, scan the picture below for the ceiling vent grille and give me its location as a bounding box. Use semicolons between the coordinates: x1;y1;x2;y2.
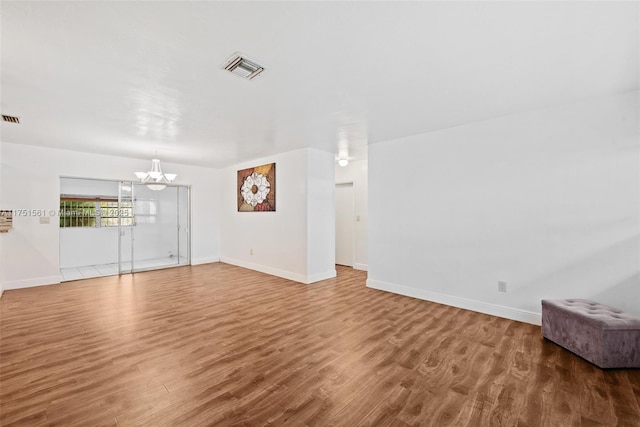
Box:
223;53;265;80
2;115;20;124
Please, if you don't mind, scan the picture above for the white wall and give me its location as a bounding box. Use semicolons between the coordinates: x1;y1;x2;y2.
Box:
60;228;119;268
0;143;220;290
307;149;336;281
367;91;640;324
220;148;336;284
60;177;120;197
335;159;368;270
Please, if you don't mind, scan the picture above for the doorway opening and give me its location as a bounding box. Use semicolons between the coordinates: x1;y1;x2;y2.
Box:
59;177;190;281
335;182;355;267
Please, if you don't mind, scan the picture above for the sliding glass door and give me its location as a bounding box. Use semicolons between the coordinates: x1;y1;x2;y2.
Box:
59;178;190;281
178;186;190;265
119;181;190;274
118;182;134;275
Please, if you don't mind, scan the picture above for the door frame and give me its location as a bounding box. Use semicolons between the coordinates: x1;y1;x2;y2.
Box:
59;176;192;277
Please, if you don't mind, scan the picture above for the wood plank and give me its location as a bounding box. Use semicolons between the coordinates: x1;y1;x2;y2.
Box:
1;263;639;426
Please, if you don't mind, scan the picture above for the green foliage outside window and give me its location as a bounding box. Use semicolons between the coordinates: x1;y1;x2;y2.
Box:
59;199;133;228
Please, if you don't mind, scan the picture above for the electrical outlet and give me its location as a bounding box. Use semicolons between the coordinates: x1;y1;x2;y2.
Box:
498;281;507;292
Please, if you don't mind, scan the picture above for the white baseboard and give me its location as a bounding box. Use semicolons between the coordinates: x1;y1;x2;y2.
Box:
353;263;368;271
3;275;61;291
220;256;334;284
191;257;220;266
366;279;541;325
307;270;337;283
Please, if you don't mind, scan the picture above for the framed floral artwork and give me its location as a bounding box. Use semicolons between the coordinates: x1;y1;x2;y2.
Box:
237;163;276;212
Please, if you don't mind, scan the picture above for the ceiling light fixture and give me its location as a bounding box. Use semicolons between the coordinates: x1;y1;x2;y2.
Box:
223;52;265;80
337;156;349;167
134;158;177;191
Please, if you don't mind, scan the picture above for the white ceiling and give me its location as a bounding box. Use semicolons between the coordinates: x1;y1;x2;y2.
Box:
1;1;638;168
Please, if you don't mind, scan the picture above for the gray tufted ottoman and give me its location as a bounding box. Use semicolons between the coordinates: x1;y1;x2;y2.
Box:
541;299;640;369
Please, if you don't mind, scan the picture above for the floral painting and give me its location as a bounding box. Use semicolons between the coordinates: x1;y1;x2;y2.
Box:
237;163;276;212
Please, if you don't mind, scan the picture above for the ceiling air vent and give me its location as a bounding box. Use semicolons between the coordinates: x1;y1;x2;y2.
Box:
2;115;20;124
223;53;265;80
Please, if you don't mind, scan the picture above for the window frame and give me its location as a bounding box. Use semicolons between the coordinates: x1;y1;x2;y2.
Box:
59;196;134;228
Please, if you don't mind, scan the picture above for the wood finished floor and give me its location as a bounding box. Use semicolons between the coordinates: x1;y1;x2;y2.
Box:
1;264;639;427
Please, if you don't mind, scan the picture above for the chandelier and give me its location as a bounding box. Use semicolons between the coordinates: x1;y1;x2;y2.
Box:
134;158;177;191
